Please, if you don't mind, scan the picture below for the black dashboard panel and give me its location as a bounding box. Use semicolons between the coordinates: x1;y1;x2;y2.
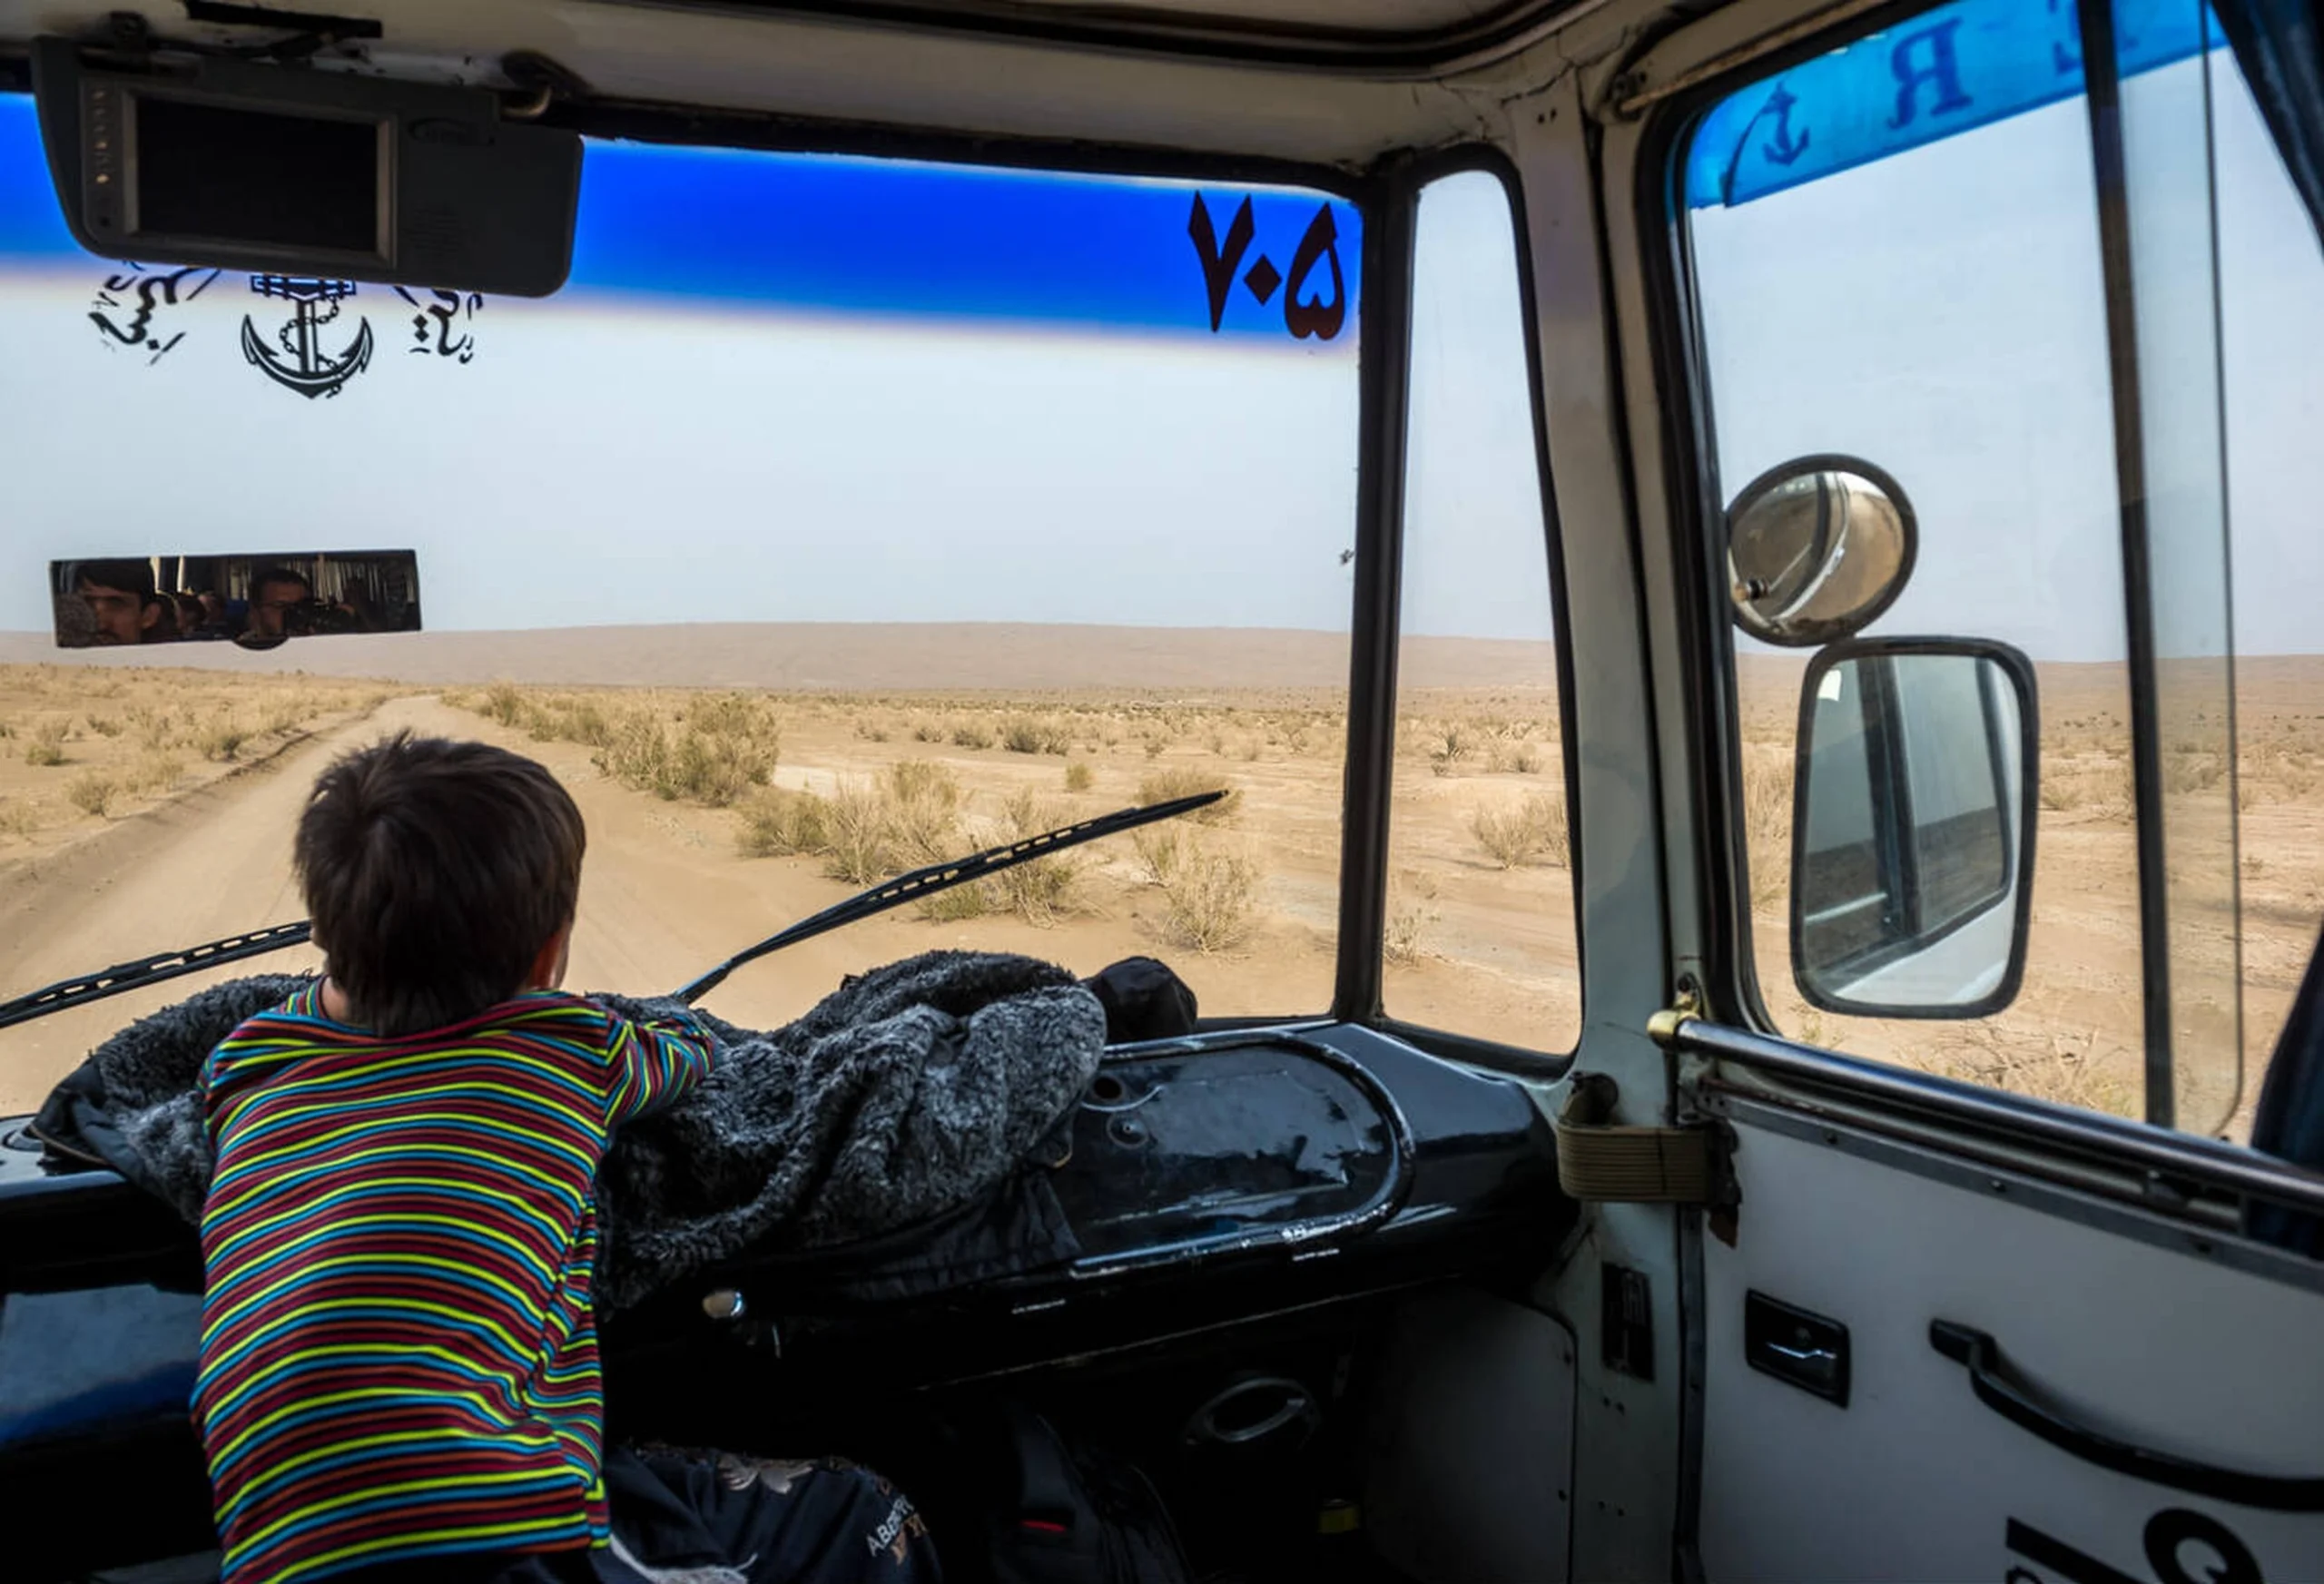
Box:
1;1024;1564;1422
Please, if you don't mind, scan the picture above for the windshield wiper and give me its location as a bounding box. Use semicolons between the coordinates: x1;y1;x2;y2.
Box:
675;788;1222;1003
0;920;315;1033
0;791;1221;1034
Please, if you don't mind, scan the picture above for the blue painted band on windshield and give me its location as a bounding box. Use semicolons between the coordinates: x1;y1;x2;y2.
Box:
0;94;1360;340
1685;0;2227;211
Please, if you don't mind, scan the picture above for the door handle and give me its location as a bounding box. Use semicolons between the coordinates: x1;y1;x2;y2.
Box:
1930;1320;2324;1511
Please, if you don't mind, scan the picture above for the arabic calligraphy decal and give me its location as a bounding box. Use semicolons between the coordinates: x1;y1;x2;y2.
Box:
1187;195;1348;342
89;263;219;365
393;286;482;362
86;267;486;395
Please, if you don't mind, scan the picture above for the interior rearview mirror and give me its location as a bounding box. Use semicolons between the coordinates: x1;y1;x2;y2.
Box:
1727;456;1916;647
51;551;422;652
1791;639;2039;1019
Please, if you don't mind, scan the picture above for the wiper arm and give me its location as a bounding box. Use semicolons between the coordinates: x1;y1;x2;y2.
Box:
0;790;1224;1033
675;790;1223;1003
0;920;314;1032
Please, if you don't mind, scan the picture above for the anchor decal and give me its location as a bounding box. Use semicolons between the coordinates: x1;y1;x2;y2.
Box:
241;276;375;398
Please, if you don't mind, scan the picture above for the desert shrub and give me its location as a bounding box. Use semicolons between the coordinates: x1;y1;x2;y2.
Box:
1137;767;1242;824
665;725;773;806
1429;723;1475;777
1142;735;1167;760
85;714;123;738
0;799;36;839
1156;841;1258;954
595;708;672;792
855;718;892;743
67;772;118;818
950;718;997;751
1133;824;1186;888
737;788;832;859
990;789;1081;925
1488;739;1544;775
912;719;946;743
128;753;184;795
1472;792;1570;870
1064;762;1094;792
1384;904;1436;965
917;882;993;922
822;781;898;884
885;760;961;862
1002;715;1072;756
23;741;64;768
484;681;527;727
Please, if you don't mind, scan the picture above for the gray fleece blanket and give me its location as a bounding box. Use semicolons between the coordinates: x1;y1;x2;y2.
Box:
33;950;1105;1310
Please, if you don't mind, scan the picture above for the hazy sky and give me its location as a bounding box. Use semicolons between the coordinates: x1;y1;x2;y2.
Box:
2;50;2319;656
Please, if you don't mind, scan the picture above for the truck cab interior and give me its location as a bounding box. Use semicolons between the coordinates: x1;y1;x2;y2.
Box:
5;0;2324;1579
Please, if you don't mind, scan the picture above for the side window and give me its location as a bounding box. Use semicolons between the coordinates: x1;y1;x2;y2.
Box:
1383;169;1581;1054
1685;8;2145;1114
2216;49;2324;1133
1688;2;2323;1140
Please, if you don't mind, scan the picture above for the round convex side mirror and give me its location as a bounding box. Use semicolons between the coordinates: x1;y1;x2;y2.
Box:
1725;456;1916;647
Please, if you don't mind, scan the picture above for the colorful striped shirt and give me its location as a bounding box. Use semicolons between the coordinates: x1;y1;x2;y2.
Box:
192;985;714;1584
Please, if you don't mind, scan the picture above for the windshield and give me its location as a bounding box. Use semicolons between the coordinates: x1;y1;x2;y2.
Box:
0;97;1369;1112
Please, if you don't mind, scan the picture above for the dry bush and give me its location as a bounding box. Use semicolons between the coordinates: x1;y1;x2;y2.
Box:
916;882;992;922
1002;715;1072;756
911;719;946;743
1927;1022;2136;1119
951;718;997;751
67;772;118;818
1142;734;1167;761
1137;766;1242;824
0;799;37;840
127;753;184;795
737;788;832;859
23;740;64;768
1133;823;1187;888
885;760;961;863
1064;762;1094;792
1472;792;1569;870
1155;837;1259;954
1487;739;1545;775
989;789;1082;925
85;714;123;738
1384;870;1442;966
855;717;892;743
822;780;897;883
665;725;775;807
1429;722;1476;778
484;681;527;727
1739;747;1793;910
196;716;249;762
596;707;672;792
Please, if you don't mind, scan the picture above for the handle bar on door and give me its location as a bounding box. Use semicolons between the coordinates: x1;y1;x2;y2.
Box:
1930;1320;2324;1511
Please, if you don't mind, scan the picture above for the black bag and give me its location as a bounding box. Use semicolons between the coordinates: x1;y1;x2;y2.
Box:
1081;958;1197;1045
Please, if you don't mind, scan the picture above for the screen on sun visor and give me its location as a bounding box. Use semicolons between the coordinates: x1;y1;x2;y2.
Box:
132;97;381;255
0;91;1377;1103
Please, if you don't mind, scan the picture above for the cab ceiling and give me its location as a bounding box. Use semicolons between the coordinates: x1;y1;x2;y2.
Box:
0;0;1648;169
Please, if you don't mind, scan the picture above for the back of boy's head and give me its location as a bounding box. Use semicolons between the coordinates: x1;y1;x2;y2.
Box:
296;732;586;1036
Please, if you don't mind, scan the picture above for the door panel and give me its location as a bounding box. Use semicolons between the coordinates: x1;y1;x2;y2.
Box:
1700;1109;2324;1581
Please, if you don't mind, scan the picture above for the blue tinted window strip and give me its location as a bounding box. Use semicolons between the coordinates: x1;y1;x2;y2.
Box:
0;93;1362;340
1685;0;2227;210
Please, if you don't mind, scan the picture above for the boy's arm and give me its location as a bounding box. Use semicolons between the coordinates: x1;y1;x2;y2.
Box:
601;1004;716;1128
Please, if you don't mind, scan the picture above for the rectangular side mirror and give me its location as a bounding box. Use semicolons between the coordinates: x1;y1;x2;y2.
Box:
1791;638;2039;1019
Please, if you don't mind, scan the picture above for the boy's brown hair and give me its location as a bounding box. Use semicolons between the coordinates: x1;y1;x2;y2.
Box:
295;732;586;1035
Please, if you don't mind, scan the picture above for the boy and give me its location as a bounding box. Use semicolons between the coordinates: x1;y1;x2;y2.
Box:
192;733;933;1584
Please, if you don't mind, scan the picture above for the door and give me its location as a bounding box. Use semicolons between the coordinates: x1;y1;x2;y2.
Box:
1629;0;2324;1576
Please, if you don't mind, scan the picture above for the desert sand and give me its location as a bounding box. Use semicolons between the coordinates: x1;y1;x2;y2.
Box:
2;627;2317;1146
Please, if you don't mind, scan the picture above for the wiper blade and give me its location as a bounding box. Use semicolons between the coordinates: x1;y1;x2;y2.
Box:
0;790;1224;1033
675;789;1223;1004
0;920;314;1032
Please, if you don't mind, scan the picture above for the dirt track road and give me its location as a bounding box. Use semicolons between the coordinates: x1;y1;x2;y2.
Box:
2;693;1386;1115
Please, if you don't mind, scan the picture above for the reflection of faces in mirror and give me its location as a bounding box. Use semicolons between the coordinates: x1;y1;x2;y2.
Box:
72;560;163;645
247;569;313;641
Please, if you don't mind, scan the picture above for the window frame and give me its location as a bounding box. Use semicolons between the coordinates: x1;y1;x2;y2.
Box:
1364;143;1587;1075
0;71;1403;1030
